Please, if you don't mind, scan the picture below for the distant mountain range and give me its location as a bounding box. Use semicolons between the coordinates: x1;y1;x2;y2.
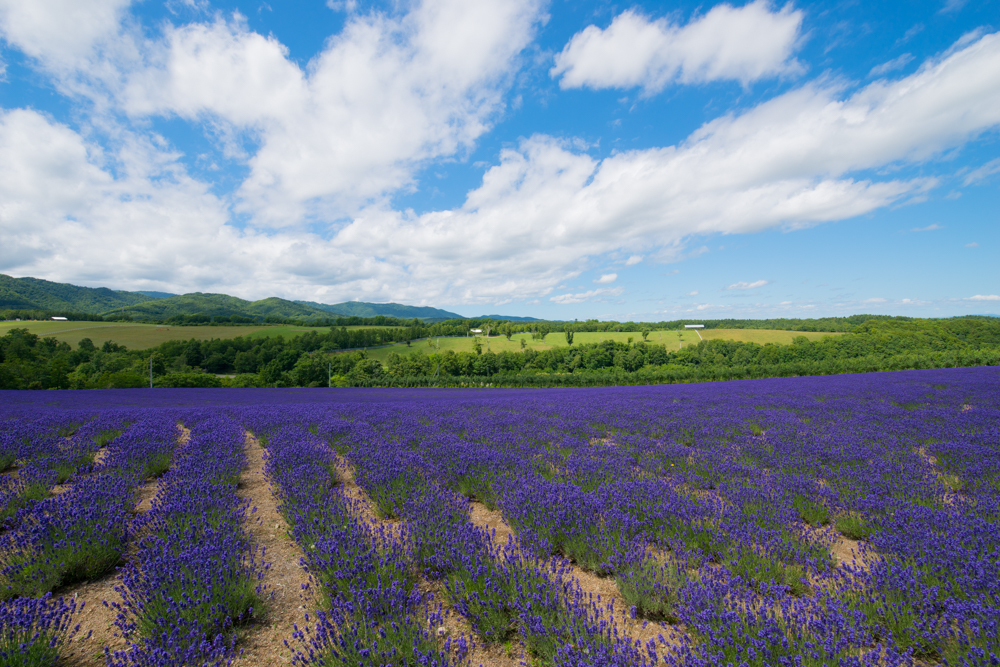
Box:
476;314;542;322
0;274;466;322
294;300;462;320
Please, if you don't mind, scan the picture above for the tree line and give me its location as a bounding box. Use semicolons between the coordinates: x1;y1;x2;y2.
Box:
1;316;997;390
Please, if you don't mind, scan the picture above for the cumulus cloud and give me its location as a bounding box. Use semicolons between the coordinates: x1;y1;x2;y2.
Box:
967;294;1000;301
687;290;699;296
2;16;1000;306
0;0;132;67
122;0;545;224
625;255;643;266
551;1;803;93
726;280;769;290
550;288;623;305
911;223;943;231
595;273;617;283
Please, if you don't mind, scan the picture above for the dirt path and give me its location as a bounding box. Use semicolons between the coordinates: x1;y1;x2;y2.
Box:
229;432;313;666
467;500;673;658
336;463;522;667
61;423;188;667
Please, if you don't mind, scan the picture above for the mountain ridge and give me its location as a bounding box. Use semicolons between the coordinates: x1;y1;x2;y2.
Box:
0;274;472;322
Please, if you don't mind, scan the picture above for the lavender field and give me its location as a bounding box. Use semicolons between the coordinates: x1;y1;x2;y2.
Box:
1;367;998;667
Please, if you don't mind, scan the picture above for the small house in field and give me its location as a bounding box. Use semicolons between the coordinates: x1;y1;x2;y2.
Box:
51;316;68;321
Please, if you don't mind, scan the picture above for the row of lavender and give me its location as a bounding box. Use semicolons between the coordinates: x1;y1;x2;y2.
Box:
0;366;997;666
272;368;998;667
0;407;265;667
246;413;656;667
107;412;264;667
0;409;178;664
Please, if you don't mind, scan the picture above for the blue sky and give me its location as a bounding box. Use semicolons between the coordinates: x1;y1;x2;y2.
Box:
0;0;997;320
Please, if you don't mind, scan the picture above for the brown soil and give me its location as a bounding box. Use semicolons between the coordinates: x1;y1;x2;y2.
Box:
335;455;405;540
830;536;871;571
337;466;521;667
469;500;515;548
466;500;676;659
92;447;110;467
421;580;526;667
229;432;313;666
60;569;129;667
59;423;190;666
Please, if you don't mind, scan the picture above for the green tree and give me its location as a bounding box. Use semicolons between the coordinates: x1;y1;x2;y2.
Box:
565;328;574;345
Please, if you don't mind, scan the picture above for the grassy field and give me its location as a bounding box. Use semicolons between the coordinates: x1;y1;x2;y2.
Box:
361;328;841;362
0;321;325;349
2;320;840;353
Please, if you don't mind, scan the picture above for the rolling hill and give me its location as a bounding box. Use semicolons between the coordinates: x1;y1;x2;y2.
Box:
296;300;463;321
0;274;164;313
3;274;466;322
101;293;338;321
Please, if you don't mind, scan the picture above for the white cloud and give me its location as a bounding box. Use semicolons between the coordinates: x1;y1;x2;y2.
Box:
2;23;1000;306
625;255;643;266
965;242;979;247
911;223;943;231
726;280;769;290
963;158;1000;185
595;273;617;283
869;53;914;77
967;294;1000;301
687;290;699;296
123;0;545;224
941;0;968;14
326;0;357;12
863;297;888;303
0;0;132;67
550;288;623;304
551;1;804;93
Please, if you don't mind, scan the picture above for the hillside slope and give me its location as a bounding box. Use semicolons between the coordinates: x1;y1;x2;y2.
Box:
296;300;462;320
0;274;161;313
102;293;337;321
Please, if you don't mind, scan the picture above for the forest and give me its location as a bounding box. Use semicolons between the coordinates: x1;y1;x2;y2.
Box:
1;316;997;390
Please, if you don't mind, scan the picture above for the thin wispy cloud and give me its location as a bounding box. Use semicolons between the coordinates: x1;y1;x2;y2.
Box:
911;223;944;232
550;288;624;304
963;158;1000;185
726;280;769;290
870;53;914;77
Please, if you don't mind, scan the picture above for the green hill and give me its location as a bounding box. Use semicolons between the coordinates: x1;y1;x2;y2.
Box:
103;293;337;321
297;300;462;321
2;274;463;323
0;274;162;313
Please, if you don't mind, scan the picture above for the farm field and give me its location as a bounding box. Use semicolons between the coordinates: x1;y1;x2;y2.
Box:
0;321;338;349
0;320;839;354
363;328;840;362
1;367;997;667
